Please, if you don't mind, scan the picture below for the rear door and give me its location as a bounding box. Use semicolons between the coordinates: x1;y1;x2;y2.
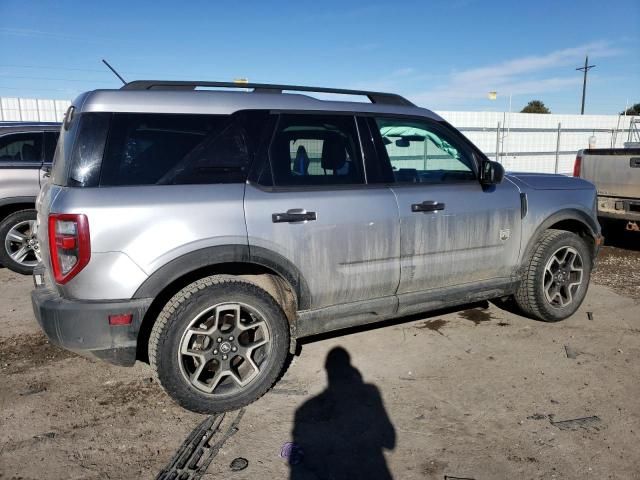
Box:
244;113;400;311
367;116;522;300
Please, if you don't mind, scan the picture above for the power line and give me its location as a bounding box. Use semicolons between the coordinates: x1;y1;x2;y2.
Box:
0;74;116;84
0;64;108;73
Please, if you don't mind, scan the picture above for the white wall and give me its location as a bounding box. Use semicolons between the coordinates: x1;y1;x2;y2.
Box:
437;111;636;174
0;97;71;122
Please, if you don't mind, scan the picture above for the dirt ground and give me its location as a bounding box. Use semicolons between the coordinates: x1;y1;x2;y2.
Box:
1;230;639;480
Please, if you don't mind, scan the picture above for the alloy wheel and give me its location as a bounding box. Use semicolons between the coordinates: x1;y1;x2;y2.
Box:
543;246;584;308
178;302;271;395
4;219;40;268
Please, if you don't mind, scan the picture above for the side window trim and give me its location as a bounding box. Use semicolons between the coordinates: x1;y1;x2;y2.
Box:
356;116;395;184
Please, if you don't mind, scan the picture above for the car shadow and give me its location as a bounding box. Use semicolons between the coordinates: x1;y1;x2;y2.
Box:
601;223;640;252
289;347;396;480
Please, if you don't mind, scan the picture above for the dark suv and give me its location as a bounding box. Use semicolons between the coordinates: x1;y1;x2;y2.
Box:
0;122;60;274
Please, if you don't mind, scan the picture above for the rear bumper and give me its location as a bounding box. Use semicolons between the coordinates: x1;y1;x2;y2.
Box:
31;279;153;367
597;196;640;222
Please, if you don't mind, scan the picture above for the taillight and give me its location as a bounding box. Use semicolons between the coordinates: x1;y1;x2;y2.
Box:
48;213;90;284
573;154;582;177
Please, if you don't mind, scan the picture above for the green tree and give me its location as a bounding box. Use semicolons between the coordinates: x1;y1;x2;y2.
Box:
621;103;640;115
520;100;551;114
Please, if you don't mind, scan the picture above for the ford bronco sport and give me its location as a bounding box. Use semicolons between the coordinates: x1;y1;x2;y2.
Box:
0;122;59;274
32;81;602;413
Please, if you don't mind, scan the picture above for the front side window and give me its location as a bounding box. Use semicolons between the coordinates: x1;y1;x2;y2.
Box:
374;118;475;184
0;133;42;163
266;114;364;187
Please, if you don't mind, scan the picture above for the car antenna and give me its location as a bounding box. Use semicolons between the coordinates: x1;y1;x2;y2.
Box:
101;59;127;85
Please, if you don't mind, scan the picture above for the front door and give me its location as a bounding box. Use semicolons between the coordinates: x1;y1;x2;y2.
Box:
244;113;400;311
367;116;522;298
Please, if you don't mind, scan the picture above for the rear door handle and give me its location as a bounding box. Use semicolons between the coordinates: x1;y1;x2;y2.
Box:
630;157;640;168
272;208;317;223
411;201;445;213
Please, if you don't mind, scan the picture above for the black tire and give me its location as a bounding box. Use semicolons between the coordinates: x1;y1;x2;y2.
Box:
0;209;39;275
149;275;290;414
514;229;592;322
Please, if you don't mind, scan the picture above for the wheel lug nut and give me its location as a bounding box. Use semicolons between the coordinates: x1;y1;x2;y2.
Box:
229;336;234;341
213;349;218;355
232;347;237;352
217;337;222;342
222;355;228;360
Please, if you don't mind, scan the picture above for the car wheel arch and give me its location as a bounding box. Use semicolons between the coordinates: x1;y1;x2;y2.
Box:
133;244;310;363
521;209;599;269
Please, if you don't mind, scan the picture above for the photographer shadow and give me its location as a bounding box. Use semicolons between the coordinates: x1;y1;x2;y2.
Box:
290;346;396;480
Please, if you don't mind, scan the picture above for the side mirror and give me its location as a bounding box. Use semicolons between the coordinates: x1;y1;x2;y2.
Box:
481;160;505;185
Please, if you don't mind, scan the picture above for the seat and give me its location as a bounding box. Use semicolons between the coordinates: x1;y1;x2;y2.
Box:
293;145;310;175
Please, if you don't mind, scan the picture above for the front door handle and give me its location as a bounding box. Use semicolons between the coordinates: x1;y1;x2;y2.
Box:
411;201;445;213
272;208;317;223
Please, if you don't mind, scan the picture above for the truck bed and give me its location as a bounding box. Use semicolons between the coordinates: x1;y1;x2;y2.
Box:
578;148;640;223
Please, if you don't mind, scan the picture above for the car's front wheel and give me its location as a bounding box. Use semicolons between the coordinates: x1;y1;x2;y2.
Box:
0;209;41;275
149;275;290;414
514;229;592;322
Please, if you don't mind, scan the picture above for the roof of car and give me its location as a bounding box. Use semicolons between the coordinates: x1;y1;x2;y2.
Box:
0;122;61;134
75;80;443;121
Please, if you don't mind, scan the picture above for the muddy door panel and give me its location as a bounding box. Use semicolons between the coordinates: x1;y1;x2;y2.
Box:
393;181;522;294
244;184;400;310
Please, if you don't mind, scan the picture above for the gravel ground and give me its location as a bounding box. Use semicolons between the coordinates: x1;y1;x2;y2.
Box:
1;237;639;479
592;228;640;300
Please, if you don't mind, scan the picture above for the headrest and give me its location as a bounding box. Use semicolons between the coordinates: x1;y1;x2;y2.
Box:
321;136;347;171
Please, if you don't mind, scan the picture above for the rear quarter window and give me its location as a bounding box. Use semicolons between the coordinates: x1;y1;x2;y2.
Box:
99;113;252;186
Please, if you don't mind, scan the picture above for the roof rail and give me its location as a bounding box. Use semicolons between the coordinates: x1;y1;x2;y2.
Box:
120;80;415;107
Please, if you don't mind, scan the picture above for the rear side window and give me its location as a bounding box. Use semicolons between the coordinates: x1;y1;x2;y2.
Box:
265;114;364;187
100;113;251;186
0;132;42;163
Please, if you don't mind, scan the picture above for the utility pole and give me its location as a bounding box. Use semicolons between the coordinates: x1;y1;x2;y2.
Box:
576;55;595;115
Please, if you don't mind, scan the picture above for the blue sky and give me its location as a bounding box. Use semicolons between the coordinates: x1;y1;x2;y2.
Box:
1;0;638;114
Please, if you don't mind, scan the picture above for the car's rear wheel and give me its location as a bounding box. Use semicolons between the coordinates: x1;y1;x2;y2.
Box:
514;229;592;322
0;209;41;275
149;275;290;414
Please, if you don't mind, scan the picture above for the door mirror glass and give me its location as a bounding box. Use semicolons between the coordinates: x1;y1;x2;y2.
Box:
481;160;505;185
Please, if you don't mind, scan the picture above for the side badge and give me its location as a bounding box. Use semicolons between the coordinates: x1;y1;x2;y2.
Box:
500;229;511;241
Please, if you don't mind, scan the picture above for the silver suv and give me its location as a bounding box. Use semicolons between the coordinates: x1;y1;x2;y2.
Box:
32;81;602;413
0;122;59;274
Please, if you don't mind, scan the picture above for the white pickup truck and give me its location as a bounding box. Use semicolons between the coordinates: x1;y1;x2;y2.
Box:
575;148;640;231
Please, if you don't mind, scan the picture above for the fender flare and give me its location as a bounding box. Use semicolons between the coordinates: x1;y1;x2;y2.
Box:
520;208;600;267
0;196;36;208
132;244;312;310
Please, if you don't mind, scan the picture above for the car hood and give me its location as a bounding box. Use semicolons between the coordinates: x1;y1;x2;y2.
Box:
506;172;594;190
